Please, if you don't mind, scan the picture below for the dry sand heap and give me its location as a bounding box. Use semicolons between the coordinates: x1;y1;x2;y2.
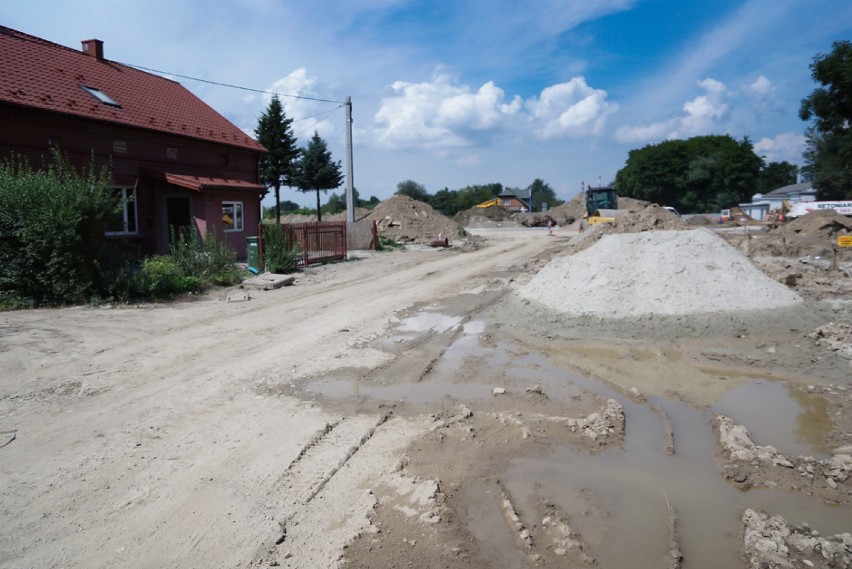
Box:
365;195;467;243
518;228;802;318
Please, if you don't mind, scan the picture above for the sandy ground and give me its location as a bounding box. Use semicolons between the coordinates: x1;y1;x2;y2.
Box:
1;226;850;569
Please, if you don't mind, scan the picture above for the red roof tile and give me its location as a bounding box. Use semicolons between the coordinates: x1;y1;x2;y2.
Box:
0;26;266;153
142;168;266;192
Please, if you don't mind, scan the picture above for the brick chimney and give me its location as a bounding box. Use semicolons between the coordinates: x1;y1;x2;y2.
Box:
81;39;104;61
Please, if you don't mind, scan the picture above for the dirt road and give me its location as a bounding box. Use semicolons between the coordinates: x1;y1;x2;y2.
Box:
0;231;562;568
1;227;850;569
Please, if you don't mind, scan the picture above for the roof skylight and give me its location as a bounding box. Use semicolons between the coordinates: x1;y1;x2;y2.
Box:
81;85;121;108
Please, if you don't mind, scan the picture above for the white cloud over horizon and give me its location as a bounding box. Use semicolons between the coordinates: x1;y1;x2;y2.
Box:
372;71;616;150
616;78;730;143
754;132;806;165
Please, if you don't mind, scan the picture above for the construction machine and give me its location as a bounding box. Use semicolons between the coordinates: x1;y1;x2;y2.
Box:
475;197;501;208
584;186;628;226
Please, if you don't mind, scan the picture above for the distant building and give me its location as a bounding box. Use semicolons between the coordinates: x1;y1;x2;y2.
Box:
0;26;268;258
498;188;531;212
739;181;817;220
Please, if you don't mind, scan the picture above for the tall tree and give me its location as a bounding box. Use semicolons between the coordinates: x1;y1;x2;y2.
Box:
292;132;343;222
395;180;430;202
526;178;562;212
757;161;798;194
799;40;852;199
615;135;761;213
255;95;300;224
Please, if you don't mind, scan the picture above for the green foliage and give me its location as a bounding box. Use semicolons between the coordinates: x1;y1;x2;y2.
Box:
255;95;301;223
799;41;852;199
395;180;430;202
140;256;202;298
376;235;404;250
263;200;301;219
615;135;762;213
292;131;344;221
0;152;123;307
169;226;244;287
527;178;563;211
452;183;503;212
756;161;798;194
260;224;301;274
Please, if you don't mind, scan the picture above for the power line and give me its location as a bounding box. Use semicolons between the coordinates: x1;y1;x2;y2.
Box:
118;61;345;104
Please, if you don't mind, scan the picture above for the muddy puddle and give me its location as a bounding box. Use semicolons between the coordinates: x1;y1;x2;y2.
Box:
319;308;849;568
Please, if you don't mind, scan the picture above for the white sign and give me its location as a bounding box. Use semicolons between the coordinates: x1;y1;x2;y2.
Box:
787;201;852;218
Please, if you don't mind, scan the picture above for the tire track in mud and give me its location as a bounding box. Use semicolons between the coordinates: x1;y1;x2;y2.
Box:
250;412;428;569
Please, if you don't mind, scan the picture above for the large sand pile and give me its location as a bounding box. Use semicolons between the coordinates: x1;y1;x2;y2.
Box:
365;195;467;243
518;228;802;318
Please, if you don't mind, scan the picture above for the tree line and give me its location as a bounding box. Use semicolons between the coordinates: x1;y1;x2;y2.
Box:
394;178;563;217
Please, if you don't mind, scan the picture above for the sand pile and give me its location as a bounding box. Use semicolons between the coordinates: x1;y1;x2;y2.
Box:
739;209;852;258
777;209;852;239
518;228;802;318
453;205;516;228
365;195;467;243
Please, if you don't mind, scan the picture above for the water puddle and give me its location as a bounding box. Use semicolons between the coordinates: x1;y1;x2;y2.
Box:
712;380;833;458
397;310;463;333
305;318;497;404
312;306;848;567
500;354;847;569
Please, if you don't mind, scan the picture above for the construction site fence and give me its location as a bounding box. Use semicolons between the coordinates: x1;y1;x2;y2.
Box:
258;220;377;269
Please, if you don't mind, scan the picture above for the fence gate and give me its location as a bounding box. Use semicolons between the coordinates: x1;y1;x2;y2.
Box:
260;221;348;269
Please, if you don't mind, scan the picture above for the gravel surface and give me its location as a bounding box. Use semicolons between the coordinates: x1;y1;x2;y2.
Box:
517;228;802;317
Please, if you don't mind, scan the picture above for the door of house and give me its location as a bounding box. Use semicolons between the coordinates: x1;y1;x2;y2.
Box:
166;197;191;244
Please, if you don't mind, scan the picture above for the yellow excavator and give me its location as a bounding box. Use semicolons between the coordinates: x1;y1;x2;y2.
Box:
475;198;501;208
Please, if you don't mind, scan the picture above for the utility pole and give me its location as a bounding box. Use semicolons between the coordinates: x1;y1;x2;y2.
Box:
344;96;355;223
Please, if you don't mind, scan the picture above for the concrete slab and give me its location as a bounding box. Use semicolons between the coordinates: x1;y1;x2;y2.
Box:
241;272;296;291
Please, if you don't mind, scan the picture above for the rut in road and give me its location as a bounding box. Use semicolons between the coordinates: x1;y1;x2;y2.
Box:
270;413;391;527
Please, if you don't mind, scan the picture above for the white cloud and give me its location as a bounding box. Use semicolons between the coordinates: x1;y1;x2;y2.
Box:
747;75;773;96
373;73;616;149
616;78;729;143
754;132;805;164
264;68;337;139
373;72;522;149
525;77;618;139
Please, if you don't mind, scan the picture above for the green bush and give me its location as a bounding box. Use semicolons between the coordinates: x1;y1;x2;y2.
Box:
169;225;244;286
261;224;301;273
0;152;122;307
141;256;202;298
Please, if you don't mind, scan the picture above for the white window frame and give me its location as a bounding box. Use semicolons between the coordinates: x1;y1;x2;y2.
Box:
106;186;138;236
222;201;244;232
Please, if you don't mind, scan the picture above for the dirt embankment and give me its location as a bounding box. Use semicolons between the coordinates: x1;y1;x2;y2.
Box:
365;195;467;243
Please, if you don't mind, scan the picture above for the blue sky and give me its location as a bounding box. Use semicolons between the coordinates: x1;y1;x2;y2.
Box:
6;0;851;207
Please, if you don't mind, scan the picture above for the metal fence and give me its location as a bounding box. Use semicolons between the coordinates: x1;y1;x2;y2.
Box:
259;221;348;268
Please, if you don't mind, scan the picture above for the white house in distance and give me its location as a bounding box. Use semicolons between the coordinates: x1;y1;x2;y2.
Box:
738;177;817;220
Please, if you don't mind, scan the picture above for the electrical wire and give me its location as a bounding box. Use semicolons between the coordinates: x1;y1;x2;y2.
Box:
118;61;346;104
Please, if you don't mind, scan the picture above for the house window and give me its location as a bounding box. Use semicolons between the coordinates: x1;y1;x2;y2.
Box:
107;187;137;235
503;198;511;206
222;201;243;232
166;147;178;160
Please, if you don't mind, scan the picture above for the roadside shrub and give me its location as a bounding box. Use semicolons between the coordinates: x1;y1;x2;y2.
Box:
261;224;301;273
376;235;404;250
169;224;244;286
0;152;122;307
141;256;202;298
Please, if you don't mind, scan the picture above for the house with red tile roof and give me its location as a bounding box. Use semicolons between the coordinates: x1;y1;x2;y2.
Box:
0;26;267;258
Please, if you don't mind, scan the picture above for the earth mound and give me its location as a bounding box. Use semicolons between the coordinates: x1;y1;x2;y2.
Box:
518;228;802;318
453;205;516;228
365;195;467;243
